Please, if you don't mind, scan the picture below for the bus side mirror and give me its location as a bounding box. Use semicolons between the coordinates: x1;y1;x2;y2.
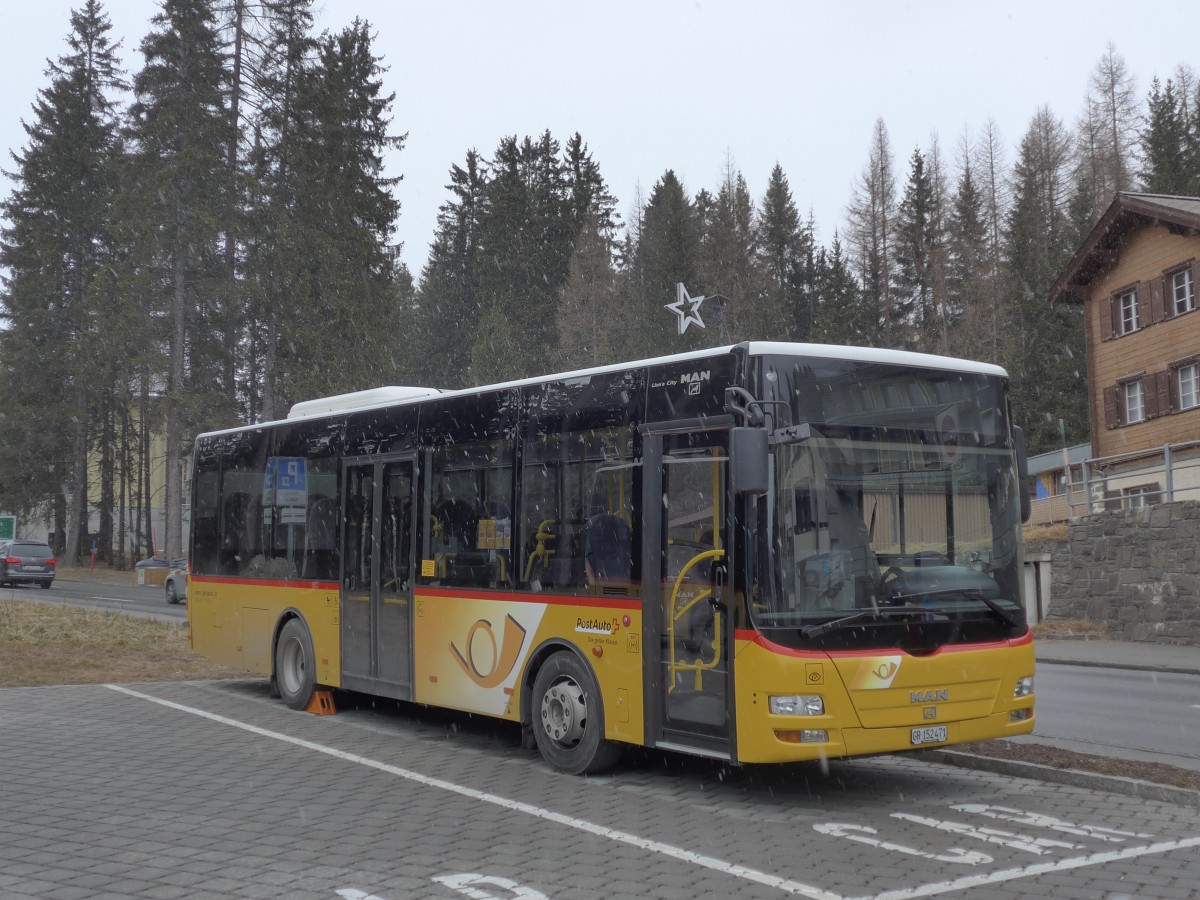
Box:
1013;425;1031;523
731;427;769;494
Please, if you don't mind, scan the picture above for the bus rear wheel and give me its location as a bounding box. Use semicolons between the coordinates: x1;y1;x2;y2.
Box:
531;651;621;775
275;618;316;710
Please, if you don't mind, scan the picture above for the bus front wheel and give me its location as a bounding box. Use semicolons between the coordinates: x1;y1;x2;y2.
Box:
531;652;621;775
275;618;316;710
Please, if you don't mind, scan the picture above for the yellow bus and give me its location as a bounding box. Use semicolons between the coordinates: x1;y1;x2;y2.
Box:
187;341;1035;773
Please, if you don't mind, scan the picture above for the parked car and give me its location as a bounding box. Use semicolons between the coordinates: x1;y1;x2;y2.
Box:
164;559;188;604
0;540;57;589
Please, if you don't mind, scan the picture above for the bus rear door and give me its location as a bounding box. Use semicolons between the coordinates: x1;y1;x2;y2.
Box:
341;455;417;700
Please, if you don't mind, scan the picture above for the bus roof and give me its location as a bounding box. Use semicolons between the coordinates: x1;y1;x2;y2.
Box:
197;341;1008;439
286;386;444;419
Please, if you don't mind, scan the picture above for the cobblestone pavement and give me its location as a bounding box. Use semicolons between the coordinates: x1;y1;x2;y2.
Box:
2;679;1198;899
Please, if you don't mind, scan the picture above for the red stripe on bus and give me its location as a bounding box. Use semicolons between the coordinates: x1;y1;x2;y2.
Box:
187;575;643;611
190;574;339;591
736;627;1033;658
417;586;642;610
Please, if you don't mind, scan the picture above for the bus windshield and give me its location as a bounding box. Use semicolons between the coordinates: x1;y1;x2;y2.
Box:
749;357;1025;649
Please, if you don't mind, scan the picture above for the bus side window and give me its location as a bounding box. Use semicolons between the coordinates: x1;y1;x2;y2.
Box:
304;495;338;580
421;440;513;590
221;492;250;574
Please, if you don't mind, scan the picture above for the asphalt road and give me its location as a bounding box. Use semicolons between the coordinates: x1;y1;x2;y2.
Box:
1012;662;1200;771
2;574;185;621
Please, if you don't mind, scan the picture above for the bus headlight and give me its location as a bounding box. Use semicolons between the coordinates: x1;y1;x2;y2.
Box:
1013;676;1034;698
769;694;824;716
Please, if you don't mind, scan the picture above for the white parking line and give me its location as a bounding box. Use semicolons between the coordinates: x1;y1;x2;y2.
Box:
104;684;840;900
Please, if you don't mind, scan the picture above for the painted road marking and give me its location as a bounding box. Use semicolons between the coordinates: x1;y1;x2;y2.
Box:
949;805;1153;843
813;823;992;865
106;685;1200;900
433;873;549;899
890;812;1081;856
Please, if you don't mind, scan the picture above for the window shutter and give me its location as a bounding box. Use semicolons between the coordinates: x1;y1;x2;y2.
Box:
1192;259;1200;308
1169;366;1180;412
1099;297;1114;341
1151;277;1166;322
1137;282;1151;328
1144;374;1161;418
1103;385;1120;428
1157;370;1173;415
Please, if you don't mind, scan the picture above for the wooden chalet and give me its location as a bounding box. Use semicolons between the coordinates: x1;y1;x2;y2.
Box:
1049;192;1200;507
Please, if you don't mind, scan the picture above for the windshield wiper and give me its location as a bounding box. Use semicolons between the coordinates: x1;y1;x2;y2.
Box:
800;607;947;640
975;594;1023;629
884;586;1024;630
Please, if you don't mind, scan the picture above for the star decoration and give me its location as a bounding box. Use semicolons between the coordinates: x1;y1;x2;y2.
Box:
665;282;706;334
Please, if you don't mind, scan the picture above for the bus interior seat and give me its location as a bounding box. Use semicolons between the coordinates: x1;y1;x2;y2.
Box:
585;513;633;583
436;499;479;551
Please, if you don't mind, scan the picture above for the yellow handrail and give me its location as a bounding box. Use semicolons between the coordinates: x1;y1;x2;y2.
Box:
667;548;725;693
522;519;557;583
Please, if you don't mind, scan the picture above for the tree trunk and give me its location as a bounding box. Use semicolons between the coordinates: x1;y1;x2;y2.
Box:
63;385;89;566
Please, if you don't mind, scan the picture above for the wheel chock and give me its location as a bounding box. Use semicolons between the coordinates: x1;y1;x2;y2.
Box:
304;690;336;715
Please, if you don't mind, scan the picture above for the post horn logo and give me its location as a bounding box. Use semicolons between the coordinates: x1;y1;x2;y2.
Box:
874;661;899;680
450;614;528;688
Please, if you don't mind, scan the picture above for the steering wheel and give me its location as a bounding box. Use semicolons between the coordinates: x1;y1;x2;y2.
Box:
879;565;907;599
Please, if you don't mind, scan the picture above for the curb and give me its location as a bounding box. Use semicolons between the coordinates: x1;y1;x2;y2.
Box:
1037;656;1200;677
918;748;1200;808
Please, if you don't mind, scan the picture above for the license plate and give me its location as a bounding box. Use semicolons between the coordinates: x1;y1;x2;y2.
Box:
911;725;948;746
23;565;41;571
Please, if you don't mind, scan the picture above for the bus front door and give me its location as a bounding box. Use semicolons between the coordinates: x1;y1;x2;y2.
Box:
644;432;733;760
341;457;416;701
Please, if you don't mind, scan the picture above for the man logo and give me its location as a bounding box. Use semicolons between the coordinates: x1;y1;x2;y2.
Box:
923;706;938;720
911;689;949;703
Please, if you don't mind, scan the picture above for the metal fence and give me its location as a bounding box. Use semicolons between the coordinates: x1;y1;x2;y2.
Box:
1030;440;1200;524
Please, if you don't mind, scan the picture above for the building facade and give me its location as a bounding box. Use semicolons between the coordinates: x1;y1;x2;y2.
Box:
1049;193;1200;513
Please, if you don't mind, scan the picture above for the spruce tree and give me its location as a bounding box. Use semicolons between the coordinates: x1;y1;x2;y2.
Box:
696;160;759;343
1140;76;1192;194
1004;107;1087;454
555;134;621;369
472;132;571;382
124;0;231;558
0;0;124;561
946;142;993;362
621;170;700;359
556;213;619;369
893;148;937;351
243;0;317;419
413;149;488;388
845;118;896;347
811;235;871;345
273;19;405;407
757;164;812;341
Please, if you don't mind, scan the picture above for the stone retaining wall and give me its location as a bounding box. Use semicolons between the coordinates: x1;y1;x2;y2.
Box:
1042;501;1200;645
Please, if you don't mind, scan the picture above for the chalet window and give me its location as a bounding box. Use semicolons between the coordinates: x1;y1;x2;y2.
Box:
1105;371;1173;428
1123;484;1158;510
1123;380;1145;423
1118;288;1140;335
1170;266;1196;316
1177;362;1200;411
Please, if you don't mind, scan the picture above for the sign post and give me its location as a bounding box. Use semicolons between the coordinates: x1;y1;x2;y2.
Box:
0;515;15;542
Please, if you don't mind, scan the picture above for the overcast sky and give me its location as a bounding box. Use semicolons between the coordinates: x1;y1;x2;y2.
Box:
3;1;1198;278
